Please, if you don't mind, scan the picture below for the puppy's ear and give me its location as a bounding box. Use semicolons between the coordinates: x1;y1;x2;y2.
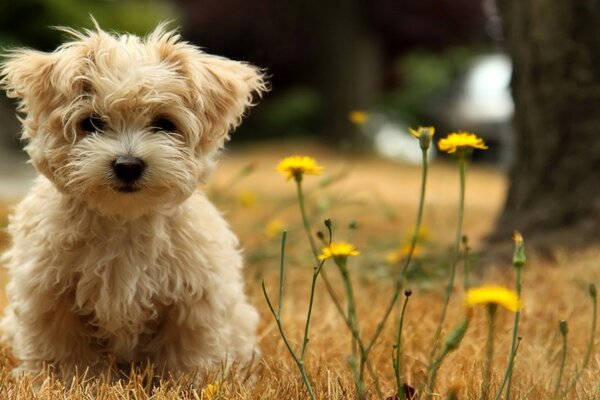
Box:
186;53;267;151
1;49;55;118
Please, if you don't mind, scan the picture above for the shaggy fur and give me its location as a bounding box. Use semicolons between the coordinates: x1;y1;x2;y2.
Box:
0;23;266;378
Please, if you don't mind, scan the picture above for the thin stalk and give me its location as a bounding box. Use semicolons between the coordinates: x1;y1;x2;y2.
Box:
295;178;351;341
426;318;470;400
295;179;319;258
364;148;430;360
562;285;597;395
300;259;326;359
481;304;497;400
393;292;411;400
276;231;288;317
429;156;466;362
262;231;315;399
553;320;569;400
462;236;471;290
495;266;523;400
338;260;359;359
427;356;445;400
263;282;315;400
294;178;382;397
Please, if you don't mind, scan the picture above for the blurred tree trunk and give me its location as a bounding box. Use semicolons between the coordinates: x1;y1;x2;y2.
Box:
493;0;600;244
307;0;383;148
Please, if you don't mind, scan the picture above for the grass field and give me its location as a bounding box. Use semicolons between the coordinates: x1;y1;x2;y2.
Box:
0;141;598;399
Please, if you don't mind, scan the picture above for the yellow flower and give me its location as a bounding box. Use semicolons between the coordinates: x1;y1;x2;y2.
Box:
438;131;488;154
276;156;324;181
318;241;360;260
237;190;257;209
404;224;430;243
386;243;423;264
265;219;285;239
348;110;369;125
203;381;221;399
512;231;523;245
408;126;435;138
409;126;435;149
465;285;521;312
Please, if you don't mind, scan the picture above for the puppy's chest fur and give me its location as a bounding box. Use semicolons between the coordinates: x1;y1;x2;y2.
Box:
51;205;207;357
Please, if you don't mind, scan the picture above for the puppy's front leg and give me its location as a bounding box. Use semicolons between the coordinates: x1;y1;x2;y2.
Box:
149;300;233;375
4;293;101;377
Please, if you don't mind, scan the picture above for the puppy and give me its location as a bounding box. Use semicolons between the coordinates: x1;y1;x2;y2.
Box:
0;23;266;378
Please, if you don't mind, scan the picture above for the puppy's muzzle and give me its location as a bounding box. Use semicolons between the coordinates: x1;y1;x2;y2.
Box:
112;156;145;191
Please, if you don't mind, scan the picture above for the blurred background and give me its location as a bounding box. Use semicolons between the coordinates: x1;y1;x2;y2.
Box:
0;0;513;166
1;0;597;247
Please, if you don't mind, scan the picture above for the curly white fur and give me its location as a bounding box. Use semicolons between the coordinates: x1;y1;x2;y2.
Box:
0;22;266;378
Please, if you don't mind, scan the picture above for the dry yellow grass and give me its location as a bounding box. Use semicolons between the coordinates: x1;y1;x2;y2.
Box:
0;141;598;399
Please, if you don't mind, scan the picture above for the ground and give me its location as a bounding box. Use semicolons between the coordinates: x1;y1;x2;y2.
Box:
0;141;598;399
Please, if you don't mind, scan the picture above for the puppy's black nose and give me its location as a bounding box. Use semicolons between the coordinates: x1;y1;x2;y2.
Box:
112;156;145;183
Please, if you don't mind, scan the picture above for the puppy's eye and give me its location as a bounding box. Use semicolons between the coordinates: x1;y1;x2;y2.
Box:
80;115;106;133
151;117;177;133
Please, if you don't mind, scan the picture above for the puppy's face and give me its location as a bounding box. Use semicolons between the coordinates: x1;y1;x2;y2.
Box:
2;25;265;218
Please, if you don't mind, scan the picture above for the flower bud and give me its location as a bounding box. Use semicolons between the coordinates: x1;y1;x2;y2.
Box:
441;318;469;354
419;127;434;150
512;231;526;268
559;320;568;336
588;283;597;299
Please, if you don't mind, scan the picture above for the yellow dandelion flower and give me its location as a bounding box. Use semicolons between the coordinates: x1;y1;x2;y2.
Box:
237;190;257;209
348;110;369;125
438;131;488;154
265;219;285;239
203;381;221;399
465;285;521;312
318;241;360;260
386;243;423;264
276;156;324;181
408;126;435;138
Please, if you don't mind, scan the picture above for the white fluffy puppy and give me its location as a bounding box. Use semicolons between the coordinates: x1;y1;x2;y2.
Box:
0;24;265;378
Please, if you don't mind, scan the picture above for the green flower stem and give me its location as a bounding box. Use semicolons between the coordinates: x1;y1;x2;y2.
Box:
262;231;315;400
294;177;382;398
402;148;429;275
337;258;360;359
553;320;569;400
364;147;430;365
294;178;360;350
563;284;597;395
481;304;497;400
294;178;349;327
300;258;326;360
429;156;466;365
462;236;471;291
295;178;319;258
393;292;411;400
426;318;470;400
495;266;523;400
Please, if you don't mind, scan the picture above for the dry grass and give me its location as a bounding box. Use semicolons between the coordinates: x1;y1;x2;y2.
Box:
0;141;598;399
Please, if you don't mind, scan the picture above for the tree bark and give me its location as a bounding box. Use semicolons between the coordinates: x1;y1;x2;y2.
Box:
494;0;600;244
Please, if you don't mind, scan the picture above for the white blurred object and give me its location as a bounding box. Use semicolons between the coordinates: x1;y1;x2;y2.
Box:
364;113;437;165
441;53;515;168
452;54;513;123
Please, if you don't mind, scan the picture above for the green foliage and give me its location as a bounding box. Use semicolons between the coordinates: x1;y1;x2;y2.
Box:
382;48;476;124
0;0;179;50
